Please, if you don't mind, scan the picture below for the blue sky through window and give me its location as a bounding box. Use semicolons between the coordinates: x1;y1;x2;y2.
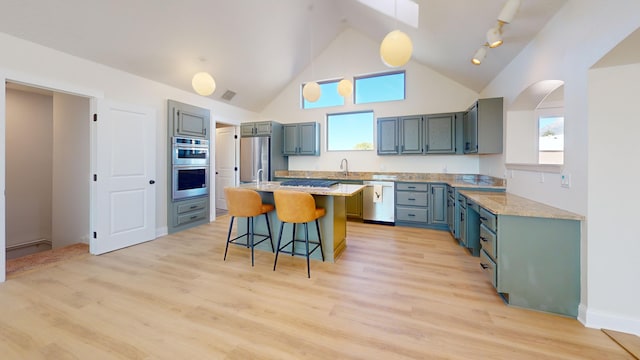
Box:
355;71;405;104
302;80;345;109
327;111;374;151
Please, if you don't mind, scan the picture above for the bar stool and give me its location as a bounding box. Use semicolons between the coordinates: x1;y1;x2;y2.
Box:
223;187;274;266
272;190;325;278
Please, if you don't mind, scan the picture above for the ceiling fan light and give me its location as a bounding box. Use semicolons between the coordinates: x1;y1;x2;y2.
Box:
380;29;413;68
192;72;216;96
487;27;503;48
337;79;353;97
498;0;521;24
471;47;487;65
302;81;321;102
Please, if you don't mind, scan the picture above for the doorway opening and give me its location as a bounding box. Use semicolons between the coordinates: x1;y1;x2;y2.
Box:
4;82;90;274
214;122;238;218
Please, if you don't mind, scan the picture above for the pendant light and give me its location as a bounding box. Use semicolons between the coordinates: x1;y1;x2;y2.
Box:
380;30;413;67
380;0;413;68
192;72;216;96
337;78;353;98
303;81;321;102
302;2;321;103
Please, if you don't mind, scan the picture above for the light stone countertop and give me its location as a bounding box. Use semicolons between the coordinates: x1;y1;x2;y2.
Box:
275;170;506;190
459;190;584;221
238;181;365;197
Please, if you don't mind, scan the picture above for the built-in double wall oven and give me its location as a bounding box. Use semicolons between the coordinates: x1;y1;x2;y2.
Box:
172;136;209;200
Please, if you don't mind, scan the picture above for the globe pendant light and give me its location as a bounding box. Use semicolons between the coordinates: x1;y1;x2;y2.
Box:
380;29;413;68
303;81;321;102
192;72;216;96
337;78;353;98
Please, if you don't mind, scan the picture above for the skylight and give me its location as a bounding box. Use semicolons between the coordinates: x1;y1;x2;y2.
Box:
356;0;419;28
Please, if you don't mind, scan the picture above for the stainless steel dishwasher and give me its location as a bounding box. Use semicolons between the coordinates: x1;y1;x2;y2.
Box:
362;181;395;225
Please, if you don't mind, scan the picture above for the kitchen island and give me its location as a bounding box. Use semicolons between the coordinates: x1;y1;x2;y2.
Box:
234;181;365;262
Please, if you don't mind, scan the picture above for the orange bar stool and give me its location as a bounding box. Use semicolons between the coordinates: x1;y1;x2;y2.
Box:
272;190;325;278
223;187;275;266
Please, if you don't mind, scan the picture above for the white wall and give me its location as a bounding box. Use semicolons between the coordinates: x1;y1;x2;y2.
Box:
0;31;261;282
588;62;640;334
5;89;53;251
479;0;640;334
261;28;480;174
52;92;90;249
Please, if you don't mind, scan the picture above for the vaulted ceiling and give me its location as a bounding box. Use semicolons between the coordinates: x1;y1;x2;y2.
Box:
0;0;566;112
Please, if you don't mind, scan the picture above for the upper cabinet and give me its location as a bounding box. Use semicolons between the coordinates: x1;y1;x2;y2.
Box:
399;115;423;154
377;117;399;155
463;97;503;154
378;113;459;155
169;99;210;138
241;121;273;137
283;122;320;156
425;113;457;154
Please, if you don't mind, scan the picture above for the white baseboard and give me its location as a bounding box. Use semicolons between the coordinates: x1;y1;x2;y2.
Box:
581;305;640;336
156;227;168;238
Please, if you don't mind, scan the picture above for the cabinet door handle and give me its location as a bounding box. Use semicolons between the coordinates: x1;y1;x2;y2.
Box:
480;216;488;221
408;198;416;201
480;236;487;242
190;215;198;220
408;214;416;217
480;263;489;270
190;205;198;209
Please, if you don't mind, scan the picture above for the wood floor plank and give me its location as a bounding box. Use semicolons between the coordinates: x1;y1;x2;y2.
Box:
1;216;632;359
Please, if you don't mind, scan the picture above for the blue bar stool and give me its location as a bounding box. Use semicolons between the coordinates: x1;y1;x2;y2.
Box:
272;190;325;278
223;187;274;266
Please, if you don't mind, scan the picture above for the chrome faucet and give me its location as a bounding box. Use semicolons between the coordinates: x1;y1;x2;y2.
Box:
256;168;264;185
340;158;349;177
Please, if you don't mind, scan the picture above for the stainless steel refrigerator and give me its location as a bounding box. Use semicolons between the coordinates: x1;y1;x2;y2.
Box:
240;125;287;183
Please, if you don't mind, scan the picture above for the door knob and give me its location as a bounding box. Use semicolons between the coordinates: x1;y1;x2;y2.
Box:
149;180;155;184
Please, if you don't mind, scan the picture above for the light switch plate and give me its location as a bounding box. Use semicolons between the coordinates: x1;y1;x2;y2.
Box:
561;172;571;188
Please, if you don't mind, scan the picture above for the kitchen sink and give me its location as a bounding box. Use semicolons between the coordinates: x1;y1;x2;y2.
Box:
371;174;398;180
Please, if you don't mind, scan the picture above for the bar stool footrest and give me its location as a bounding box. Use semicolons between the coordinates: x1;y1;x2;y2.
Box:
228;232;272;248
276;239;322;258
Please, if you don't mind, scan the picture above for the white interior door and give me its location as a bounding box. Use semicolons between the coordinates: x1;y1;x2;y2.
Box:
91;99;156;255
215;126;237;210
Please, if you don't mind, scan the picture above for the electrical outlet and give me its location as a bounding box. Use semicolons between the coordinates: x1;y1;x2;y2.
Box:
561;172;571;188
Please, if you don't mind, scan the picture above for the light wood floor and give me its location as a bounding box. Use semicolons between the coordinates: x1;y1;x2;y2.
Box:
0;217;632;359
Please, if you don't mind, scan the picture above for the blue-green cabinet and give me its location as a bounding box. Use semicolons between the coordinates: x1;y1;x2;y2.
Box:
463;97;503;154
478;207;580;317
377;117;399;155
429;183;448;225
378;114;458;155
395;182;447;230
283;122;319;156
425;114;456;153
241;121;272;137
399;115;423;154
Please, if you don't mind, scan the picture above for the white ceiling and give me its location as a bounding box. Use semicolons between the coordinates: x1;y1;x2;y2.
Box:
0;0;567;112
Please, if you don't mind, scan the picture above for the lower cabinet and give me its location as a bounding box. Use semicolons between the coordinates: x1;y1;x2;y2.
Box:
457;194;480;256
169;196;209;233
446;185;456;236
395;182;447;230
344;181;363;219
478;206;580;317
396;182;429;225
